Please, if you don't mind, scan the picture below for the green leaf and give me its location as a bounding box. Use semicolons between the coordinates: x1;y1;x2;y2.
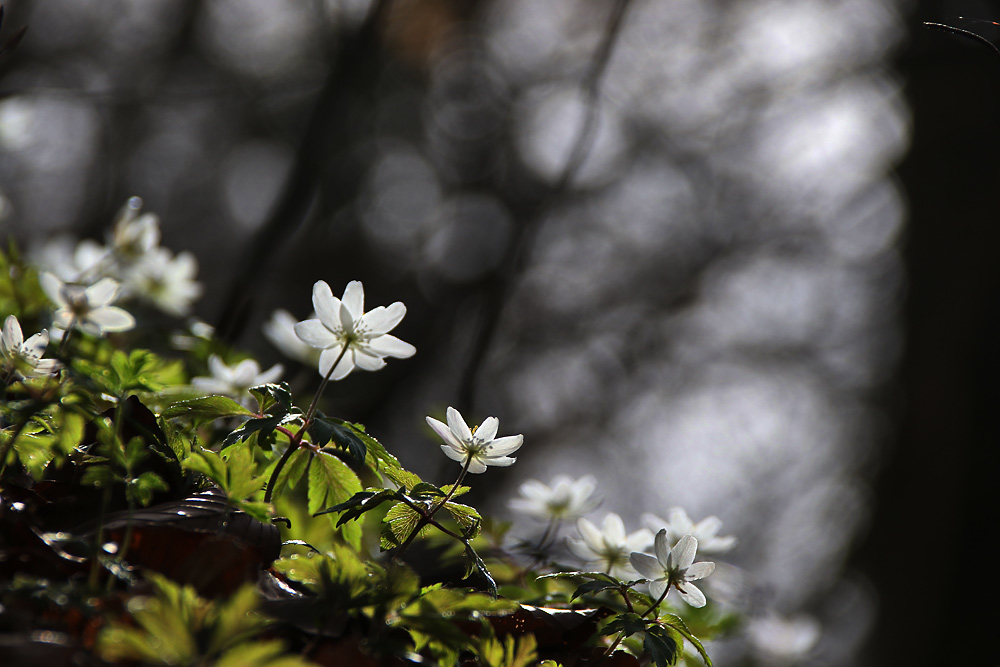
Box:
444;501;482;540
215;641;313;667
162;395;254;420
384;501;428;546
661;614;713;666
571;579;623;600
129;471;168;506
308;451;363;549
644;624;683;667
222;383;299;450
268;448;311;502
536;571;622;584
411;482;446;498
463;542;498;599
311;414;366;462
601;612;647;638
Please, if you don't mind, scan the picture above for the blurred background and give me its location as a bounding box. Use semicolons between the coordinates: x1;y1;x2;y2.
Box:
1;0;997;664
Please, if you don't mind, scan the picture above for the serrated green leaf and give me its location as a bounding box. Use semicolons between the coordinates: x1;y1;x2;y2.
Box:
384;501;428;546
572;579;622;600
383;466;423;491
411;482;446;498
130;471;168;506
266;447;310;503
162;395;254;420
601;612;647;638
536;571;622;584
644;624;683;667
308;451;362;549
311;414;366;462
463;542;498;599
444;501;482;539
661;614;712;666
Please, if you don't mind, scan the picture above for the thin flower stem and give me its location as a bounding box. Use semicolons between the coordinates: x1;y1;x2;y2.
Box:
641;583;670;619
264;436;302;504
394;454;473;562
303;345;349;425
431;453;473;515
264;345;349;505
57;321;75;356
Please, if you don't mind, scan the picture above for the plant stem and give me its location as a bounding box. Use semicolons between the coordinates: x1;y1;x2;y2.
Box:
641;583;670;619
264;345;349;504
394;454;474;562
303;345;349;425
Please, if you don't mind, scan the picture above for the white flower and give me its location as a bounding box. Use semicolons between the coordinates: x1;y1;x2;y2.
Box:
747;613;821;665
109;197;160;263
191;355;283;405
426;406;523;474
264;309;321;366
0;315;61;378
123;247;202;316
567;513;653;580
643;508;737;554
29;235;108;282
40;273;136;336
509;475;598;522
629;531;715;607
293;280;415;380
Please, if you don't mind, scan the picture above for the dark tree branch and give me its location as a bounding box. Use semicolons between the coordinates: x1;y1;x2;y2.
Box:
455;0;635;415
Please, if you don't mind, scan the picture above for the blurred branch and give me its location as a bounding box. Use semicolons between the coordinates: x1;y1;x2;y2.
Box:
0;6;28;61
214;0;392;342
455;0;634;415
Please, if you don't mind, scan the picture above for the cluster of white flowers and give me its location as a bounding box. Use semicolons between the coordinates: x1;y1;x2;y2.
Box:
506;474;735;607
32;197;202;318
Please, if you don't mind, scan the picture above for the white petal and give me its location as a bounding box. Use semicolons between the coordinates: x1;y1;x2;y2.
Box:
256;363;284;385
319;347;354;379
685;561;716;581
677;583;707;608
341;281;364;320
311;281;341;329
567;537;597;562
232;359;263;386
192;377;231;395
576;518;604;550
362;301;406;335
85;278;121;307
40;272;67;307
629;552;664;580
466;457;488;474
446;407;473;444
653;529;672;567
339;300;355;332
207;355;230;380
670;534;698;570
51;309;74;330
669;507;694;534
87;306;135;333
642;512;668;535
426;416;466;451
2;315;23;351
483;455;516;468
475;417;499;443
440;444;467;463
295;320;338;349
483;434;523;457
603;514;627;543
695;515;723;538
648;580;669;600
353;349;387;371
366;334;415;359
22;331;50;357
